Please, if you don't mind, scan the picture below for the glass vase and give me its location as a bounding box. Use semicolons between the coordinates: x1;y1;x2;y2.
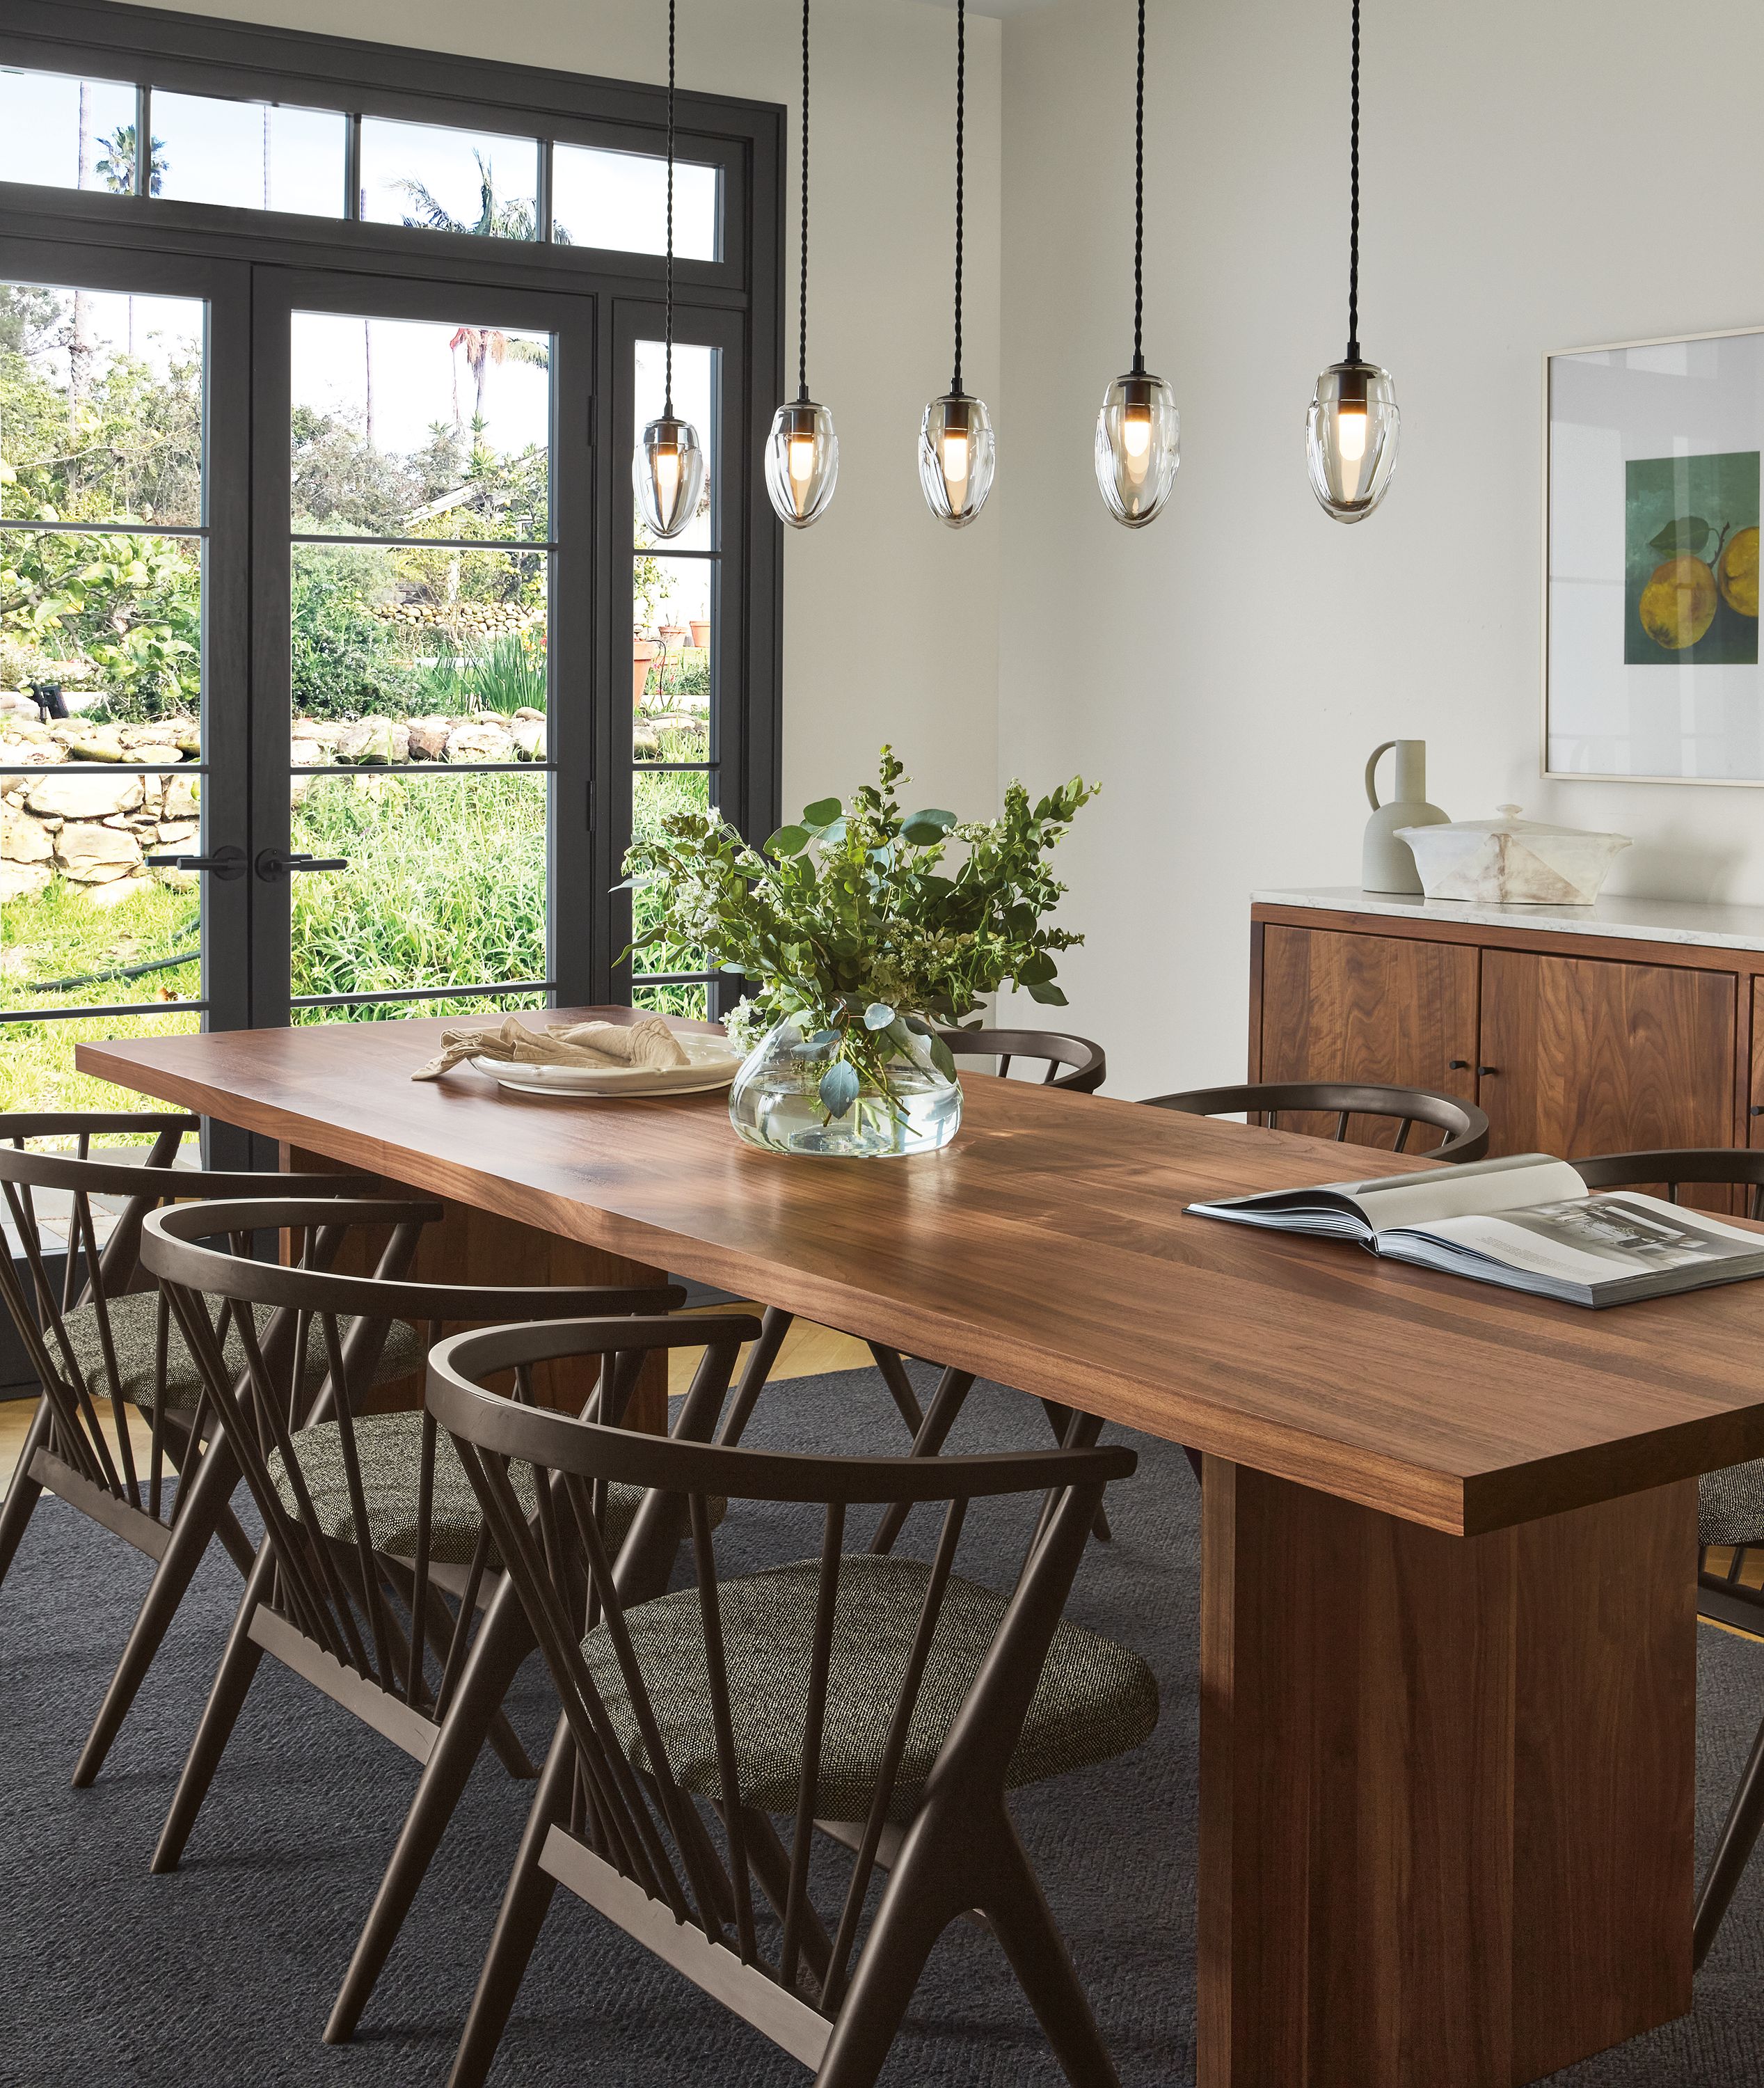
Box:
727;1018;962;1159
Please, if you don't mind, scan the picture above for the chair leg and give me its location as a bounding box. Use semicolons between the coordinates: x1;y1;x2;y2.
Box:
1695;1708;1764;1967
0;1395;51;1592
73;1432;242;1789
866;1345;925;1434
716;1305;794;1446
1040;1402;1112;1542
981;1826;1120;2087
445;1711;575;2088
813;1837;960;2088
326;1575;538;2044
150;1542;273;1873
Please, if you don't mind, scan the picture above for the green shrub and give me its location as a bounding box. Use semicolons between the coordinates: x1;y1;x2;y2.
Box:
291;547;423;720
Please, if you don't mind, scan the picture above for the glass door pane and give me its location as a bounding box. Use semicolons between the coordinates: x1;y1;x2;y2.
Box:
630;336;718;1018
0;274;210;1114
283;303;557;1023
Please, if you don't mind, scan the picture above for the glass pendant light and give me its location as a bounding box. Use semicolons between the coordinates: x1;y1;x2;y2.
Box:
766;0;838;528
1095;0;1178;528
1306;0;1398;522
920;0;994;528
635;0;706;541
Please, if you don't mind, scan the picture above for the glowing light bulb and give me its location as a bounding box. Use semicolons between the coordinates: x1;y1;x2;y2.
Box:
1122;406;1152;459
788;433;816;484
941;430;971;485
1336;407;1367;464
653;443;681;509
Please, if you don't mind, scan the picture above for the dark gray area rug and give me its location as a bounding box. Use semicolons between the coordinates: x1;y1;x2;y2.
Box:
2;1366;1763;2087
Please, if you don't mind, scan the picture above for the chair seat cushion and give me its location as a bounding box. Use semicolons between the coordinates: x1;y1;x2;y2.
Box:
581;1552;1159;1821
1700;1460;1764;1548
269;1411;657;1567
56;1290;422;1418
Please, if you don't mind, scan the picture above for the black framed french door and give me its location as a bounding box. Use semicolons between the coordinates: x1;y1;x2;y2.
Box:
0;232;251;1110
246;264;600;1031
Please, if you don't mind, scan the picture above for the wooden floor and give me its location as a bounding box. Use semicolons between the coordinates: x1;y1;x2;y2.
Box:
0;1304;870;1493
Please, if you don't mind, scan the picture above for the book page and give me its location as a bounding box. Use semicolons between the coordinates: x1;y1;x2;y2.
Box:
1400;1193;1764;1286
1340;1153;1588;1234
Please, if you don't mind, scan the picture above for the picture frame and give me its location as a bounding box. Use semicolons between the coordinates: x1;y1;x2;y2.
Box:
1543;323;1764;786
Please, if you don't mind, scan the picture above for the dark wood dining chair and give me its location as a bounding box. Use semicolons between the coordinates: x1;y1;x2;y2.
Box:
720;1029;1111;1533
937;1026;1106;1093
1568;1145;1764;1971
429;1315;1157;2088
137;1192;696;2044
1142;1080;1491;1162
0;1112;389;1782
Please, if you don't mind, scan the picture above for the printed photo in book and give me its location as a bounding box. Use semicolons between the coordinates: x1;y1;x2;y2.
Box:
1186;1152;1764;1308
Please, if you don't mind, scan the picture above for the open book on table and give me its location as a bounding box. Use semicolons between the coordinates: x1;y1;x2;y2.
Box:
1186;1152;1764;1308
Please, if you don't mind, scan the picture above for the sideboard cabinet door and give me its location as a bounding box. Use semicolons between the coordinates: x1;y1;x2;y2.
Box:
1257;926;1479;1144
1479;949;1735;1160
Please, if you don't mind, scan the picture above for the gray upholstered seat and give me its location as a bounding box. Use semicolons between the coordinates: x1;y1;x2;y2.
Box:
1699;1462;1764;1549
269;1411;707;1567
55;1290;423;1418
582;1551;1159;1820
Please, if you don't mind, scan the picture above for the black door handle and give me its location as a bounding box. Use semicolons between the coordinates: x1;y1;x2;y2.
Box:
255;848;349;880
1447;1059;1470;1070
1477;1065;1499;1077
143;844;246;881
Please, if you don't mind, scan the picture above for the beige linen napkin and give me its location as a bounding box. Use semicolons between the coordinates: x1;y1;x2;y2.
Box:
413;1013;692;1082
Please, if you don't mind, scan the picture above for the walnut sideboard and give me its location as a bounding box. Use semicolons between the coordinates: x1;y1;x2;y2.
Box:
1248;887;1764;1164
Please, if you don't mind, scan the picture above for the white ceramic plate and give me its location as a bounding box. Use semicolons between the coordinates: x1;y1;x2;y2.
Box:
470;1034;740;1099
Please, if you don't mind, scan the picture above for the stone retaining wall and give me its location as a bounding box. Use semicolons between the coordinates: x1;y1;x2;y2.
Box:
0;698;550;907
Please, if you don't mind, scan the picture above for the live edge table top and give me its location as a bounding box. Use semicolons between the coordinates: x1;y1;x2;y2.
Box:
79;1010;1764;1540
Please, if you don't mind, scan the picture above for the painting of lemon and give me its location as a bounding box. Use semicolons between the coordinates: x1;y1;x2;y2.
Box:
1625;451;1760;665
1639;555;1719;649
1718;525;1760;618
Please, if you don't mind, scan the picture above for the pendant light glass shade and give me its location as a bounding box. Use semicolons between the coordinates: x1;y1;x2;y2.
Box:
768;3;837;528
1305;359;1397;521
765;399;839;528
921;1;992;526
635;412;705;539
635;0;706;544
1096;1;1177;528
1096;369;1179;528
919;392;994;529
1309;0;1399;523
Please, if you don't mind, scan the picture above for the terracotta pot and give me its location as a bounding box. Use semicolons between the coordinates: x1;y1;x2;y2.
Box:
658;624;690;647
690;619;712;650
632;636;660;705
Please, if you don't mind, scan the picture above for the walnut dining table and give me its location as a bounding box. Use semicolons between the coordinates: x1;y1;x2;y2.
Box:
77;1009;1764;2088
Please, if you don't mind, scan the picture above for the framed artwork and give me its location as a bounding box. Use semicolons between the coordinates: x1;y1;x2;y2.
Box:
1545;324;1764;784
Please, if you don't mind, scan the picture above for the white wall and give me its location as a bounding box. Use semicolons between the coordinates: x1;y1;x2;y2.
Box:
122;0;1003;833
997;0;1764;1099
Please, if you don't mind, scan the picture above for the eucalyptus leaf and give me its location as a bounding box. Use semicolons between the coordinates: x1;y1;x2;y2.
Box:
1015;951;1056;986
900;808;957;844
819;1060;861;1118
928;1035;958;1082
768;825;810;856
1649;516;1712;555
864;1002;896;1030
1026;981;1069;1006
802;796;843;828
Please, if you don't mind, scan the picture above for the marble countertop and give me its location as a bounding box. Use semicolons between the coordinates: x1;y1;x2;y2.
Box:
1252;886;1764;954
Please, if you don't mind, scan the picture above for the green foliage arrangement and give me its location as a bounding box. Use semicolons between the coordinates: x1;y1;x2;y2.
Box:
623;746;1095;1118
290;547;423;719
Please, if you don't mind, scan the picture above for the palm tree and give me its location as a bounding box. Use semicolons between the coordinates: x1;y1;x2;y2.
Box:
445;326;548;426
94;123;167;197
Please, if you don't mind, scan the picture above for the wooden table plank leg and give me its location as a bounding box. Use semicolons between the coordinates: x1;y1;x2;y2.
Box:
1199;1460;1696;2088
279;1144;672;1433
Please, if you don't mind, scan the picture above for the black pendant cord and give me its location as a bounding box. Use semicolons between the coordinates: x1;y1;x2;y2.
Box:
1345;0;1360;364
1131;0;1145;376
797;0;811;404
664;0;676;417
951;0;965;398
